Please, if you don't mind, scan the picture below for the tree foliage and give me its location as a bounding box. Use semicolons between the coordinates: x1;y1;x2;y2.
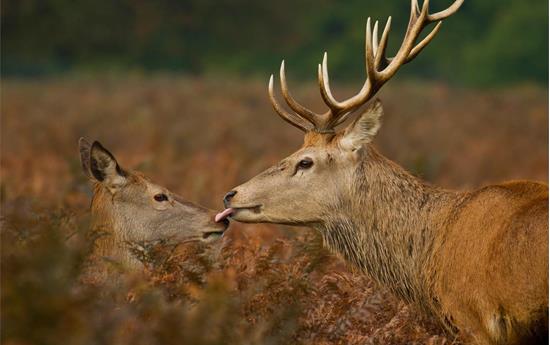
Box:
2;0;548;85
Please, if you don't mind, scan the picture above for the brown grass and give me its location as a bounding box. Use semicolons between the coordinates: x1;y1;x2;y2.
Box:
1;75;547;344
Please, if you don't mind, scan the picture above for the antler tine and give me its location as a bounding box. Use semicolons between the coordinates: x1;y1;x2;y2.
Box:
398;0;464;64
332;18;377;110
375;16;392;68
365;17;376;84
329;19;379;129
317;19;378;123
400;0;463;64
318;52;345;113
428;0;464;22
372;20;379;59
328;17;384;127
379;0;464;79
325;16;385;129
279;60;320;124
317;17;391;129
408;0;421;30
268;75;314;132
406;21;442;63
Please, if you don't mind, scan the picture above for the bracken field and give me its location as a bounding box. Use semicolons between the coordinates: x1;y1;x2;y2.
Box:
1;76;548;345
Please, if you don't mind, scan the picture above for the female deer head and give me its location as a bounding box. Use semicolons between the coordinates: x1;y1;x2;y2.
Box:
79;138;228;266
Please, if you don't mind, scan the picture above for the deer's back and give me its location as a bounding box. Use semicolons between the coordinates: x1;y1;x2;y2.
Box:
434;181;548;344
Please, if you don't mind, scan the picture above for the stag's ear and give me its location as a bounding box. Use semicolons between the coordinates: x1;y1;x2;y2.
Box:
88;141;127;190
340;99;383;151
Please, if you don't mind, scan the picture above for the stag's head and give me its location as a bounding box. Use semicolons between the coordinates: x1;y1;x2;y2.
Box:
79;138;228;245
219;0;463;225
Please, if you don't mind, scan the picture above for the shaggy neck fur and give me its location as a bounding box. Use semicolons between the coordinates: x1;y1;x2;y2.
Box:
316;146;461;316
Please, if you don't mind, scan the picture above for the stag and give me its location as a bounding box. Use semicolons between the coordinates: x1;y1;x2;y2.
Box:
218;1;548;344
79;138;228;270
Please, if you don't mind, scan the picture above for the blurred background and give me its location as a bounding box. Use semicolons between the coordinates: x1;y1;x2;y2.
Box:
1;1;548;344
2;0;548;207
2;0;549;85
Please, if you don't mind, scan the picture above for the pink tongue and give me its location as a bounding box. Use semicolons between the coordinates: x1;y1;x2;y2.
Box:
215;208;234;222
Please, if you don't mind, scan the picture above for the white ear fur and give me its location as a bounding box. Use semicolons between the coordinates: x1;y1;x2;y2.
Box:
340;99;383;151
89;141;127;191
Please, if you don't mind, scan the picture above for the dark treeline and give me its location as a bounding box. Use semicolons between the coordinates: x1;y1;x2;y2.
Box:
2;0;548;85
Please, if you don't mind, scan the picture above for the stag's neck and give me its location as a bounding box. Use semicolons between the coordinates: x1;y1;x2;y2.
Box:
317;147;460;311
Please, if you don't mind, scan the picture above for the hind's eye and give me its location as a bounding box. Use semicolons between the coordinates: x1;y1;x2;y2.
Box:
297;158;313;170
154;193;169;202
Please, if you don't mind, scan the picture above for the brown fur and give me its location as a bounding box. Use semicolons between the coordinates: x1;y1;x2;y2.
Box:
325;147;548;344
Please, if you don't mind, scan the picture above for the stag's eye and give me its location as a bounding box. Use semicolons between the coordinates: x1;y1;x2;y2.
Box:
297;158;314;170
154;193;169;202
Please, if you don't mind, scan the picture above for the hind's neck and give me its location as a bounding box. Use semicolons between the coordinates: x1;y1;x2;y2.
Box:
89;185;139;268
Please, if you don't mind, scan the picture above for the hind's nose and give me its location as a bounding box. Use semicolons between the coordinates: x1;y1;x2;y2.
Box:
223;190;237;206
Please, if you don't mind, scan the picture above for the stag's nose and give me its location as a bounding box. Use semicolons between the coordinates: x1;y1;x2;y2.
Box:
223;190;237;206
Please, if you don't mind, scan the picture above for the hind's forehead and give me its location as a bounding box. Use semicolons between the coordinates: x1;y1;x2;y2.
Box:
125;170;156;184
129;170;148;181
123;171;155;192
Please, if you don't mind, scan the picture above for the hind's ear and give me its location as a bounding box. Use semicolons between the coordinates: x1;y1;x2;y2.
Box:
79;137;93;179
89;141;127;187
84;140;127;191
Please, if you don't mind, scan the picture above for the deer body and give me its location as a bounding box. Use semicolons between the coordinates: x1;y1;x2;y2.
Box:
218;1;548;343
433;181;547;344
316;144;548;344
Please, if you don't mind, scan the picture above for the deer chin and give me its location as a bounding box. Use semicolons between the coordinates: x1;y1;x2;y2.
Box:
200;230;225;243
221;205;262;223
200;219;230;242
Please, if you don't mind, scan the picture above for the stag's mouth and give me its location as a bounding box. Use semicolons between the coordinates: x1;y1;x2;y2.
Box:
215;208;235;222
215;205;262;223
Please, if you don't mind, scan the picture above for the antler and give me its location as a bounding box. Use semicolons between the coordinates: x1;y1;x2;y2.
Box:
268;0;464;133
